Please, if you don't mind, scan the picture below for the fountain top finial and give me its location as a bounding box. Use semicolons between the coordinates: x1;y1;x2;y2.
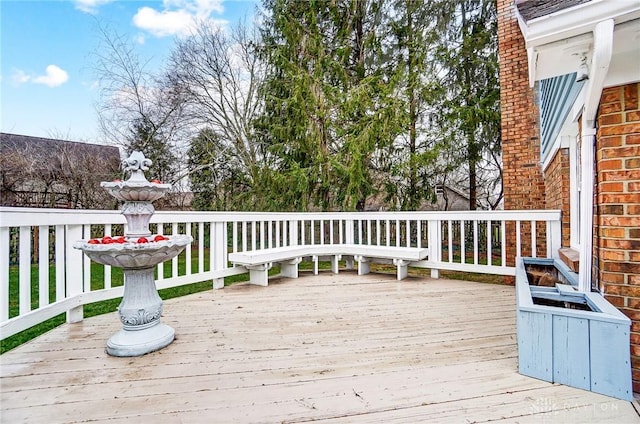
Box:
122;151;152;182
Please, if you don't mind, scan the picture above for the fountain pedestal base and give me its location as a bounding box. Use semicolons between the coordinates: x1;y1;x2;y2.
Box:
106;267;175;357
106;322;175;357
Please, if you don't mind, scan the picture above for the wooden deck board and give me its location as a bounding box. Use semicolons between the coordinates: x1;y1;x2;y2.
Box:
2;272;638;423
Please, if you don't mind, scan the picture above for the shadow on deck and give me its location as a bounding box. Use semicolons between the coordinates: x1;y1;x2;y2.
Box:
1;272;639;423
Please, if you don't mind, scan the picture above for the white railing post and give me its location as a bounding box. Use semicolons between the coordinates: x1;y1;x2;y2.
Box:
345;218;355;269
212;221;226;289
548;219;562;259
38;226;50;308
345;219;354;244
65;224;84;323
55;225;65;302
0;226;9;322
291;220;299;246
428;219;441;279
19;226;31;316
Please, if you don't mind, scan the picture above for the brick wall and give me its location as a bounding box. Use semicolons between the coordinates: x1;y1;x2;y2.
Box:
595;82;640;392
497;0;547;265
544;149;571;247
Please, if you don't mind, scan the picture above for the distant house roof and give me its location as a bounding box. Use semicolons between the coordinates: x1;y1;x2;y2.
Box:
1;133;122;208
1;133;120;165
516;0;592;22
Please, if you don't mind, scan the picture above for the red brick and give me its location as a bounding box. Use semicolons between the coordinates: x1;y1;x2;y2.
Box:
599;194;639;204
625;84;639;110
600;249;626;260
600;113;623;125
600;102;623;114
628;182;640;192
601;271;626;284
599;182;624;193
602;87;622;103
600;204;624;215
600;123;640;136
602;262;640;274
600;227;626;238
606;295;625;307
599;136;623;148
627;134;640;145
601;238;640;250
625;84;639;101
599;159;623;170
627;158;640;169
628;298;640;309
601;169;640;181
601;146;640;160
628;206;640;216
627;111;640;122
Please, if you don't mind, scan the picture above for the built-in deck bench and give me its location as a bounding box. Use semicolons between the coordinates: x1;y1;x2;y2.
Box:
228;244;429;286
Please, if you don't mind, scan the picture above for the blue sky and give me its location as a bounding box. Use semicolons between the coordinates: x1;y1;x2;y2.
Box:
1;0;257;143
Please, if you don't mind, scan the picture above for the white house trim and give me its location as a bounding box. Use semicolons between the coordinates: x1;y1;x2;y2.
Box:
577;19;614;292
516;0;640;49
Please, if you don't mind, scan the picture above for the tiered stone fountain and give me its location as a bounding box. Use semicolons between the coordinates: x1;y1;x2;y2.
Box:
74;151;192;356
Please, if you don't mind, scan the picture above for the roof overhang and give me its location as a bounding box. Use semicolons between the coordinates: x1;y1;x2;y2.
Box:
516;0;640;86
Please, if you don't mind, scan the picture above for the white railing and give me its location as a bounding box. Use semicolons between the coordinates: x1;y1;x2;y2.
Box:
0;207;561;339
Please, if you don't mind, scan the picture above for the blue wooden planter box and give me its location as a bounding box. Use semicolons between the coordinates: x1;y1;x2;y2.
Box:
516;257;632;401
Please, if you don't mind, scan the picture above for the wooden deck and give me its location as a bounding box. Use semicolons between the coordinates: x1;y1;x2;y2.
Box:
2;272;639;423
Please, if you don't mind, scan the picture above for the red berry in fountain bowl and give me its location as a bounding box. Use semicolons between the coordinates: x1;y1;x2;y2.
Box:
88;239;101;244
114;236;126;244
101;236;114;244
137;237;149;244
153;235;169;242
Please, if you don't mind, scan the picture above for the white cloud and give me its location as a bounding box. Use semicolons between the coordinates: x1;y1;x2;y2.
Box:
33;65;69;87
133;0;226;38
12;69;31;85
73;0;113;14
133;7;196;37
11;65;69;87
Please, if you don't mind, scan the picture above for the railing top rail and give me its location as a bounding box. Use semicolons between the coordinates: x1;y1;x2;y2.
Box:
0;206;562;227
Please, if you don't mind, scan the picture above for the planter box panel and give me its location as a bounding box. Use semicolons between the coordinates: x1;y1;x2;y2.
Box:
552;315;590;391
590;320;632;400
517;309;552;381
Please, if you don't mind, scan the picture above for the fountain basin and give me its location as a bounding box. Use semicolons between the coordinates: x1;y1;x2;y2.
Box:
101;180;171;202
74;235;192;269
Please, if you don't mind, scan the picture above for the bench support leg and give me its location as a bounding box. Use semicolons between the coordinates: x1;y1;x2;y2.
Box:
345;257;354;270
281;257;302;279
213;278;224;289
331;254;341;274
393;259;409;281
246;263;272;286
354;255;370;276
312;255;319;275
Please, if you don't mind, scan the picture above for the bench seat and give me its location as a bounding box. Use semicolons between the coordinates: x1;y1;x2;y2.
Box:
228;244;429;286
